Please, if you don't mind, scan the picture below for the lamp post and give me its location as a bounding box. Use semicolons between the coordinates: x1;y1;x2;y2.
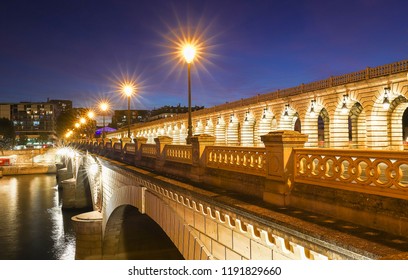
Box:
182;44;196;144
122;84;135;139
87;110;95;140
100;102;109;139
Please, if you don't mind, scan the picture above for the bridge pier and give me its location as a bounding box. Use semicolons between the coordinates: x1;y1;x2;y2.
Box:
71;211;103;260
61;164;93;209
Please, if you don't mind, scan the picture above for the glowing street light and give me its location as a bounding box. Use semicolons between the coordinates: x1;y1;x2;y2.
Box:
99;101;109;139
87;111;95;119
182;43;197;144
121;83;136;138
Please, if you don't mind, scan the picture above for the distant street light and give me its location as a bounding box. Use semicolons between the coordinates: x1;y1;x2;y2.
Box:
122;83;136;138
99;102;109;139
182;43;197;144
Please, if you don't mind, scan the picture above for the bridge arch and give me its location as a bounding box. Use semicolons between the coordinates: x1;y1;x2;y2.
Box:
103;204;184;260
103;183;212;260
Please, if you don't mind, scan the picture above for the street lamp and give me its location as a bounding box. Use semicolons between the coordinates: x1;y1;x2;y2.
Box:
122;84;135;138
182;43;196;144
100;102;109;139
86;110;95;140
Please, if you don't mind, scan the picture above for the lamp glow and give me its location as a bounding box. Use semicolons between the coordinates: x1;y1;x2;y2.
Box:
182;44;196;64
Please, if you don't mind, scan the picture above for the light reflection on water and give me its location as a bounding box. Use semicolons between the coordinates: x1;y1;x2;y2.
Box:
0;174;82;260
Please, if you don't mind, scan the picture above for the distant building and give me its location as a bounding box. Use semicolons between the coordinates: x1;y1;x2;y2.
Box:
148;104;204;121
0;101;57;145
48;99;72;118
111;109;149;128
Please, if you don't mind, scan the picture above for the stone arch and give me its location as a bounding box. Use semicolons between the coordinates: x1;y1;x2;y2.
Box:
215;116;226;145
227;114;240;146
241;111;256;146
172;124;180;144
204;118;215;136
102;204;184;260
279;105;297;130
180;123;187;144
332;94;356;148
293;113;301;132
318;108;330;148
388;95;408;149
255;108;274;147
195;120;204;135
349;102;367;148
103;184;212;260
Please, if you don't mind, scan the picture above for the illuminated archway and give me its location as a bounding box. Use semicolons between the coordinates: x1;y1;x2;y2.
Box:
388;95;408;149
318;108;330;148
349;102;366;148
227;114;240;146
215;116;226;145
255;108;274;147
241;111;255;146
103;205;184;260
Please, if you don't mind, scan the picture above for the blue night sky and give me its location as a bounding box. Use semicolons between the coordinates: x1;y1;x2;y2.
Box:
1;0;407;111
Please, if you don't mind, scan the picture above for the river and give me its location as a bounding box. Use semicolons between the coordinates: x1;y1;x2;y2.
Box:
0;174;86;260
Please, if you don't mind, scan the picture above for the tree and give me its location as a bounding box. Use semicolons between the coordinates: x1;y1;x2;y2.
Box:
56;109;76;139
0;118;15;153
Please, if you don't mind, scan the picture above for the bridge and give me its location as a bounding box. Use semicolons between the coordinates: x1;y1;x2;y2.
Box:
60;60;408;260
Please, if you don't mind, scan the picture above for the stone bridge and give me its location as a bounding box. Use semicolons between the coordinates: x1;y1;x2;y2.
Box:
59;60;408;260
58;130;408;260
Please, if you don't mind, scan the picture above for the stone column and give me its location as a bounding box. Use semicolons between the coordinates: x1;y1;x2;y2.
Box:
190;134;215;182
261;130;308;206
121;137;131;148
133;137;147;161
154;136;173;171
71;211;103;260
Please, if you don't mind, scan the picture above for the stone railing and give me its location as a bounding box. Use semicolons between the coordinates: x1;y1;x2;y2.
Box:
294;148;408;199
163;144;192;164
140;144;156;158
205;146;267;176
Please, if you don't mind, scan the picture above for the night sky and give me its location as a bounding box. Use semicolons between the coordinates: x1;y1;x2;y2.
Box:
1;0;407;111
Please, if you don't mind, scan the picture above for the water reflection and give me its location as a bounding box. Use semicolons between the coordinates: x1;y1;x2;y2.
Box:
0;174;82;260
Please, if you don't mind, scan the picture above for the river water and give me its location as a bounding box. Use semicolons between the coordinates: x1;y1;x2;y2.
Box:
0;174;85;260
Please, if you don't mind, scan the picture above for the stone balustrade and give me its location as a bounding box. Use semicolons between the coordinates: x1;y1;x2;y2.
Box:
140;143;156;158
164;144;192;164
206;146;267;176
294;148;408;199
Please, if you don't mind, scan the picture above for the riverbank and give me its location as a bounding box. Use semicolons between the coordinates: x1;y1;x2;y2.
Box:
0;148;57;177
0;164;56;176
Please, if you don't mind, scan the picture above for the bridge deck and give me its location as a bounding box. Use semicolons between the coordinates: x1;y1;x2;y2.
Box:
101;156;408;259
